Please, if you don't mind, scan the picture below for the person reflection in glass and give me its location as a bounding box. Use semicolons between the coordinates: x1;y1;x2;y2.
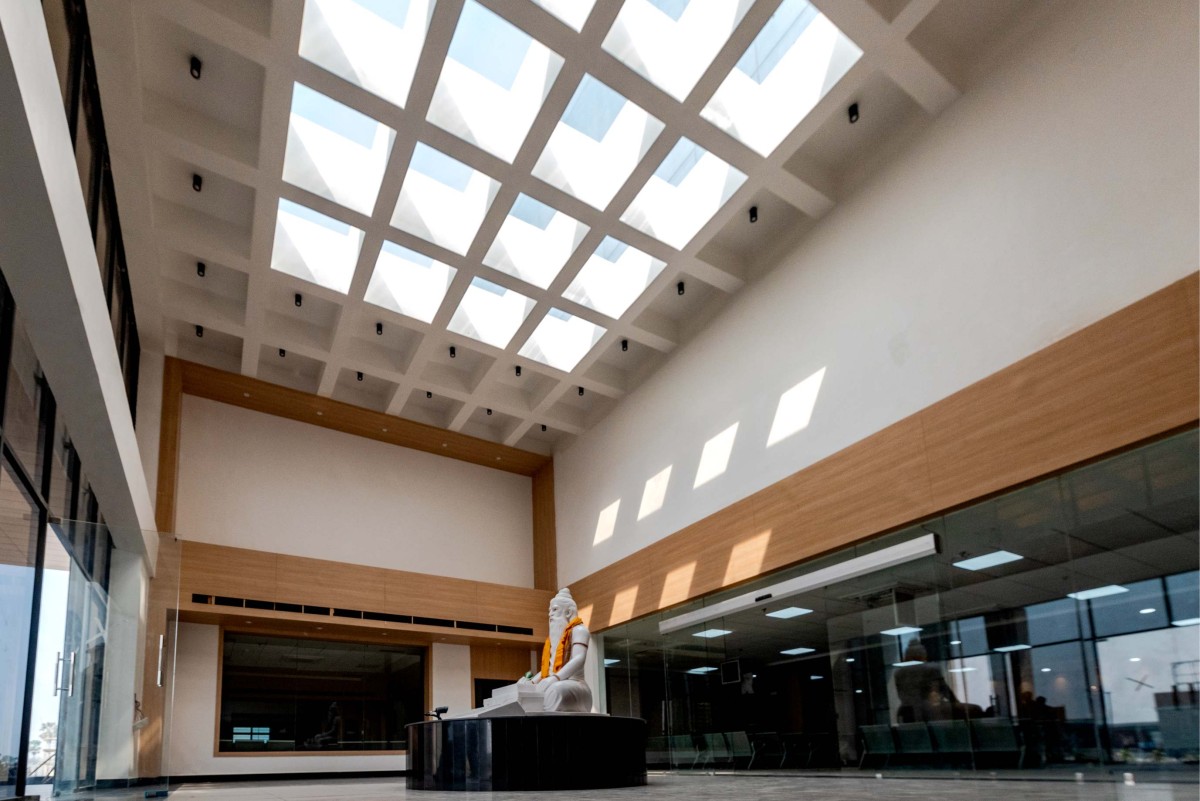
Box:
893;641;977;722
307;701;342;748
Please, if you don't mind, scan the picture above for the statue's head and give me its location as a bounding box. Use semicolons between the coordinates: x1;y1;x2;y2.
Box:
549;587;578;623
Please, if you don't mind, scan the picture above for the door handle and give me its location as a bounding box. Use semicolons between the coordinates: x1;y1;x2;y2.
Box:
53;651;63;697
156;634;164;687
67;651;75;697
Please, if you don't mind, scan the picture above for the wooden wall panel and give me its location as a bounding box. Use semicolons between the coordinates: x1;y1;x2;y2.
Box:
532;461;557;590
137;533;181;778
180;541;278;601
154;358;183;533
573;274;1200;631
175;358;549;476
274;555;388;610
471;645;536;683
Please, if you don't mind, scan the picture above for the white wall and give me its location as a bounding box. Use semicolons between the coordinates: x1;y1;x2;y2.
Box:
555;0;1199;586
430;643;471;718
169;622;406;776
96;550;147;781
175;395;534;586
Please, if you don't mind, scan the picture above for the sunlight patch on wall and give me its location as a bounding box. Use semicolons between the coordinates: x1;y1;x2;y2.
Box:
610;585;640;626
659;561;697;608
592;499;621;545
637;465;673;520
722;529;772;585
766;366;826;447
693;421;739;488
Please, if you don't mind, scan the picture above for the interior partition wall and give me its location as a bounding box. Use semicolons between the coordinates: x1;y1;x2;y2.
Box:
602;429;1199;781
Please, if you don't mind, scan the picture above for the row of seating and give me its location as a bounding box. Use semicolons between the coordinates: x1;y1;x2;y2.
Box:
646;731;840;770
859;719;1022;768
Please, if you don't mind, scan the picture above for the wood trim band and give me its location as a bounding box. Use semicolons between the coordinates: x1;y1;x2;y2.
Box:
571;274;1200;632
170;357;550;476
532;461;557;591
155;357;183;533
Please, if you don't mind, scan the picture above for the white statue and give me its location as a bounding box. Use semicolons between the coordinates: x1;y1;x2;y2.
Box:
518;587;593;713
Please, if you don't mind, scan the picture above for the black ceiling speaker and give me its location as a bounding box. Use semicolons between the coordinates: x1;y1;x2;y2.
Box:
189;55;202;80
192;173;203;192
848;102;859;124
749;205;758;223
196;261;206;277
376;322;383;335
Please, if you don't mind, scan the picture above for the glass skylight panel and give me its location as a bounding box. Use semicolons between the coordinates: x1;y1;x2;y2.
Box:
692;629;732;638
532;75;664;210
271;199;364;293
364;241;456;324
952;550;1024;571
563;237;665;319
603;0;751;101
392;143;499;255
1067;585;1129;601
530;0;596;31
766;607;813;619
519;308;607;372
299;0;433;109
880;626;922;636
780;646;815;655
686;666;717;674
447;277;535;349
283;84;395;216
427;1;564;162
702;0;862;156
620;138;747;249
483;194;589;289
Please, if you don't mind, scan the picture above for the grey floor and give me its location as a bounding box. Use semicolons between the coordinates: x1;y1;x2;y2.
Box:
138;773;1199;801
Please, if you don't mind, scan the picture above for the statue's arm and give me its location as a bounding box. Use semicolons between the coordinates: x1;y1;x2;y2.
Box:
549;627;590;682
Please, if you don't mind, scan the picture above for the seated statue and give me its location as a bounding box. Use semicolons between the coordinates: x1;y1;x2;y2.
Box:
517;587;593;713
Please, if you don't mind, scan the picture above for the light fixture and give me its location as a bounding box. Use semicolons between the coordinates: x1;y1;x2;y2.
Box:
196;261;206;277
686;667;717;675
1139;608;1156;615
855;689;863;694
578;386;585;396
486;408;493;416
953;550;1023;571
449;346;456;358
1172;618;1200;627
881;626;922;637
192;173;202;192
659;533;938;635
1067;585;1128;601
294;293;302;307
949;640;962;645
515;365;522;377
848;102;859;123
279;348;286;357
693;629;732;639
994;644;1031;652
677;280;685;296
766;607;813;619
893;660;923;667
541;424;547;432
846;657;856;663
426;391;432;399
621;339;628;352
604;659;619;667
780;647;814;656
1041;667;1052;673
949;667;976;673
376;322;383;336
1130;657;1141;662
189;55;202;79
809;675;823;681
195;325;203;337
356;372;363;382
749;205;758;223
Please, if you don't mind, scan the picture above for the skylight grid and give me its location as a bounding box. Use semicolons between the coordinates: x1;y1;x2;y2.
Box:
392;143;500;255
620;138;747;249
271;199;364;294
426;1;564;163
282;84;395;216
702;1;862;156
530;0;596;31
364;241;456;324
483;195;590;289
602;0;751;101
532;76;664;210
518;308;607;372
298;0;432;109
448;277;536;349
563;237;665;318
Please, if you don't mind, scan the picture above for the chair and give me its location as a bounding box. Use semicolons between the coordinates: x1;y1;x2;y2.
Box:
928;719;974;768
748;732;784;770
726;731;753;769
858;724;896;768
894;722;934;755
971;718;1022;767
669;734;699;769
780;733;812;768
698;732;732;769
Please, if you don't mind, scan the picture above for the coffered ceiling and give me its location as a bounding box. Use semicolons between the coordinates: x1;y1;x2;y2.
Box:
89;0;1027;454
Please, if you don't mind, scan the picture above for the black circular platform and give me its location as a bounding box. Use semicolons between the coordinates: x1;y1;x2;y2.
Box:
406;714;647;791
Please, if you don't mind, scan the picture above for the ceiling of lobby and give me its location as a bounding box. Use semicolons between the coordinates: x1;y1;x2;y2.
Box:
91;0;1028;454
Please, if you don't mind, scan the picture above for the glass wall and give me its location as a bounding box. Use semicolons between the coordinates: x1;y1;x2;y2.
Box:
602;430;1199;781
218;632;425;752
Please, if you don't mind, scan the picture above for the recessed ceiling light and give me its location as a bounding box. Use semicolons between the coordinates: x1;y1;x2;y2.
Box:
693;629;731;638
809;675;823;680
881;626;922;636
780;647;814;656
766;606;813;619
994;644;1031;652
1041;668;1052;673
845;657;856;663
949;640;962;645
686;666;717;675
1139;608;1156;614
855;689;863;694
1067;585;1128;601
952;550;1023;571
893;660;924;667
604;659;619;666
1171;617;1200;626
948;667;976;673
1129;657;1141;662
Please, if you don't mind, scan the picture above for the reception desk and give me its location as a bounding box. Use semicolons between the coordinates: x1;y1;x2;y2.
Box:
406;714;647;791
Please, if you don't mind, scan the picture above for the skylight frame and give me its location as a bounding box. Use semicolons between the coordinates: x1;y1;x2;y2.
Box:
483;194;590;290
282;83;396;216
620;137;748;249
298;0;434;110
391;142;501;256
270;198;364;294
447;277;536;349
364;240;457;324
701;0;863;156
518;308;608;373
562;237;666;319
426;0;565;163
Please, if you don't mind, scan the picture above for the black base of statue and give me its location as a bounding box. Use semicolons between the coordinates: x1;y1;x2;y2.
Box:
406;714;647;791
